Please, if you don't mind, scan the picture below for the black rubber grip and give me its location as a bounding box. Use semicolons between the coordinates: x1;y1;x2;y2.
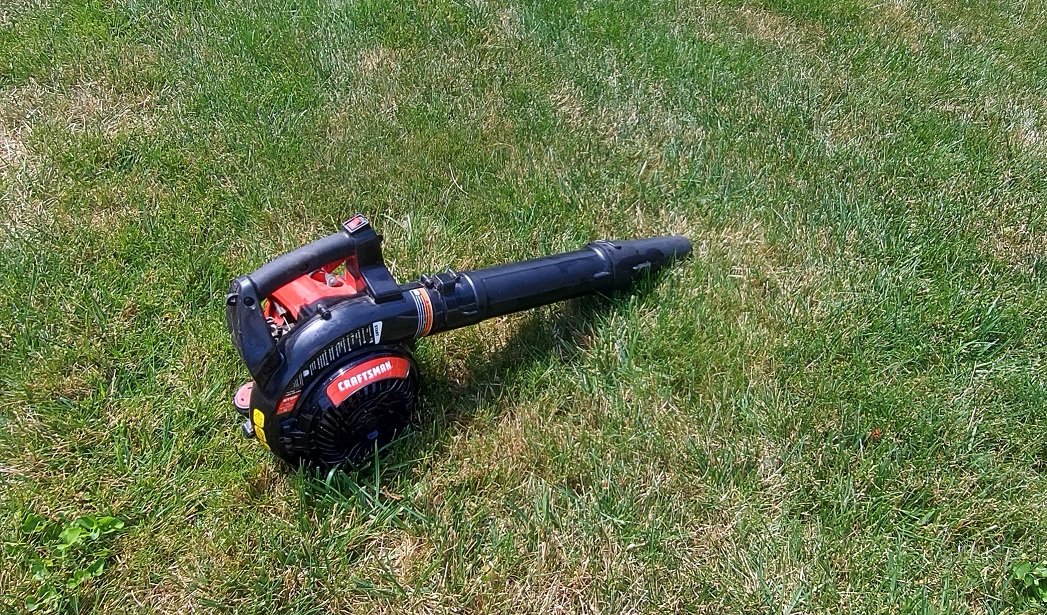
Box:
248;231;356;298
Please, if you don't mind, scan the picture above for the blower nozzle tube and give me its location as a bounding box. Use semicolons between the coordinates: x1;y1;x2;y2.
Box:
427;235;692;334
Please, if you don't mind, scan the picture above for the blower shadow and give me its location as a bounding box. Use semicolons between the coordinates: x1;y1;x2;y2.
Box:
293;274;666;498
393;272;666;480
418;298;604;438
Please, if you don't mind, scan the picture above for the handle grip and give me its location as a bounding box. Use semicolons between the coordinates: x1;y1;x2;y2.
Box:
248;231;356;299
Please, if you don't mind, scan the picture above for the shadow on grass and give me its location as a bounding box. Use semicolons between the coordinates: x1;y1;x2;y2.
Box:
288;272;668;511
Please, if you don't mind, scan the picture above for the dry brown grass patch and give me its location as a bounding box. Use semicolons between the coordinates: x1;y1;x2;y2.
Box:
679;3;824;52
735;5;820;49
985;217;1047;274
357;46;399;76
876;0;932;52
1008;101;1046;155
62;82;157;135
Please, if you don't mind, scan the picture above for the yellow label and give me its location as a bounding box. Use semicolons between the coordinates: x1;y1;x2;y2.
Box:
252;409;269;449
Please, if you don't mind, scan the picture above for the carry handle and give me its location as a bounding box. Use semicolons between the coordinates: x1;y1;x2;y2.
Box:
248;230;358;300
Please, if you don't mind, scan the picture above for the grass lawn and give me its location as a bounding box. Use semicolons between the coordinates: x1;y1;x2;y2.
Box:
2;0;1047;612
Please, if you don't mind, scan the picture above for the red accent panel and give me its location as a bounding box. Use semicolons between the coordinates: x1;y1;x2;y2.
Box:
326;356;411;407
265;258;366;319
276;391;301;415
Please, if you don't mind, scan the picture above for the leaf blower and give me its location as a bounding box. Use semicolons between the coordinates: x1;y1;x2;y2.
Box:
226;215;691;468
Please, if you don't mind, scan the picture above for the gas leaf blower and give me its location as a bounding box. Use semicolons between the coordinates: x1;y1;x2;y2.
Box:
226;215;691;468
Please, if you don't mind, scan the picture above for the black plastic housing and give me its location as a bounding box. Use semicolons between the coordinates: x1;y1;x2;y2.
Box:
226;216;691;465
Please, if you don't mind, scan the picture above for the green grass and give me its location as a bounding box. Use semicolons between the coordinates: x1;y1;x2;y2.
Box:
2;0;1046;611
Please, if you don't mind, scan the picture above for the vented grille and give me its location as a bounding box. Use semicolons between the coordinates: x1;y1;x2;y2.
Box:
280;373;417;468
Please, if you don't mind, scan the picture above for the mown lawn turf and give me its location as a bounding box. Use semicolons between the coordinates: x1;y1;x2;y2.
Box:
2;0;1046;612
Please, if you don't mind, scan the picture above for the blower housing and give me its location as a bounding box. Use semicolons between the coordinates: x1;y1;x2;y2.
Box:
226;215;691;468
